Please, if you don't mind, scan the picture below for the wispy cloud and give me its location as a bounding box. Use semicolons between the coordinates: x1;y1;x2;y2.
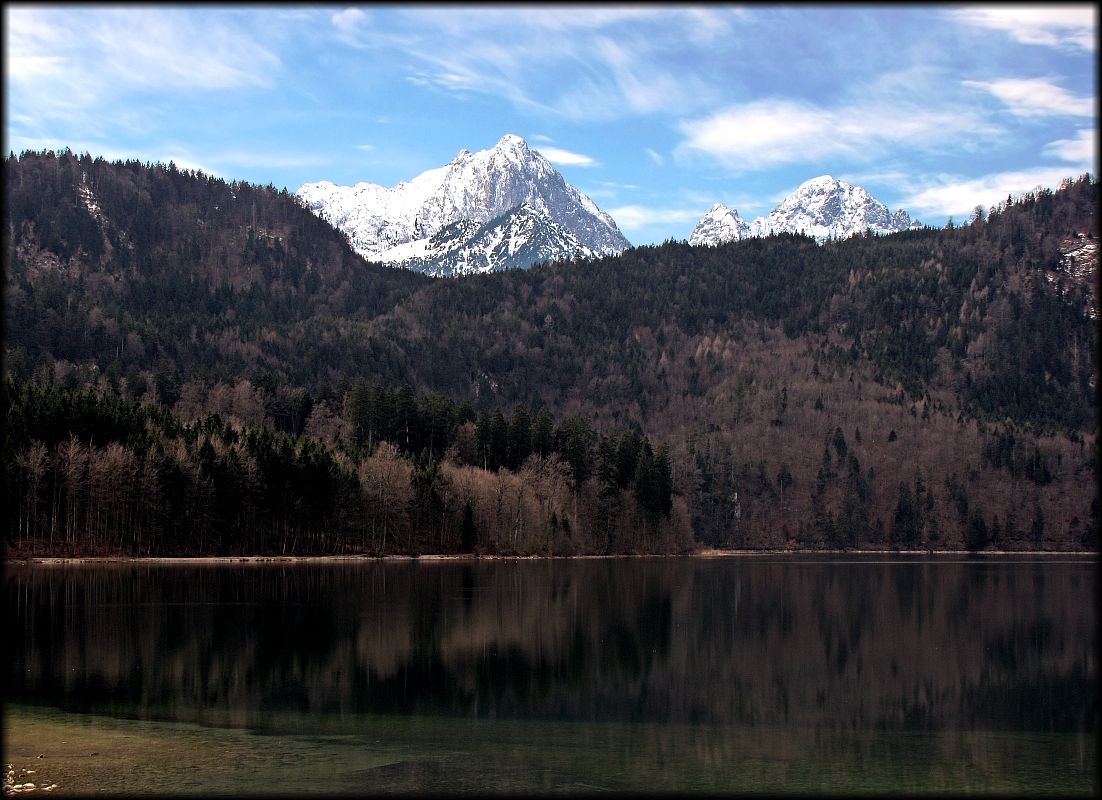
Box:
328;6;420;50
405;44;552;116
675;97;998;171
606;204;703;233
587;36;698;116
901;166;1092;219
581;180;638;201
326;7;733;122
406;7;668;36
645;148;665;167
595;180;638;190
963;77;1094;117
331;8;368;32
8;8;279;92
6;7;281;143
948;6;1096;52
1043;128;1097;166
534;146;599;168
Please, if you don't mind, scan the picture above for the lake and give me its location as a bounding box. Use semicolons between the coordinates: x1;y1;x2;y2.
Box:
4;555;1097;795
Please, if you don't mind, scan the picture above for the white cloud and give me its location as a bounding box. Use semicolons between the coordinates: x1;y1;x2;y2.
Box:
5;7;281;140
589;36;691;116
949;6;1096;52
606;204;703;232
1043;128;1097;166
405;7;668;36
677;100;842;169
332;8;368;31
963;77;1094;117
901;166;1092;219
680;7;740;45
330;7;724;122
534;146;599;167
6;53;67;81
645;148;664;167
82;9;280;90
354;143;375;152
840;168;918;190
676;97;997;170
405;42;549;115
582;180;637;201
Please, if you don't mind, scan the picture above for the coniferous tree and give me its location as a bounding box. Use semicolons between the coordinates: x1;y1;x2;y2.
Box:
892;481;919;549
487;409;509;472
507;404;532;471
531;407;554;457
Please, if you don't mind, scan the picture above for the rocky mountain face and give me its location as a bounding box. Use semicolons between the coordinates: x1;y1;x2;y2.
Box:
689;175;921;246
687;203;751;245
296;134;630;276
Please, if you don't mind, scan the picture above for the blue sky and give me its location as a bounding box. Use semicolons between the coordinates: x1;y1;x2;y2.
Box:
5;4;1096;246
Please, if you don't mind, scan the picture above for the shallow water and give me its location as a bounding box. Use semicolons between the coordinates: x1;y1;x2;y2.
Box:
5;555;1097;794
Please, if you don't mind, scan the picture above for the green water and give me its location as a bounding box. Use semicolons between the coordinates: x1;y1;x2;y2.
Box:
7;704;1095;795
5;556;1098;794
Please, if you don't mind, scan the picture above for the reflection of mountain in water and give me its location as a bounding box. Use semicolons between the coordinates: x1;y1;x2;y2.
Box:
8;559;1097;733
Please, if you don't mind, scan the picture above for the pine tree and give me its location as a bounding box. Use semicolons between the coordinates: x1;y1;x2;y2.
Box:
507;404;532;471
461;500;477;552
487;409;509;472
892;481;919;549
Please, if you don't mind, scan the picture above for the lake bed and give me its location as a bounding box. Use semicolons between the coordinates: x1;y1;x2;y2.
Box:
6;554;1097;794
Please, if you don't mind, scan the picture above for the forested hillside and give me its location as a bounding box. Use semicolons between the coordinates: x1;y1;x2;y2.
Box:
4;150;1097;554
5;149;429;393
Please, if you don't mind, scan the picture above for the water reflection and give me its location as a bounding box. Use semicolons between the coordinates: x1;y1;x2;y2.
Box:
6;557;1097;736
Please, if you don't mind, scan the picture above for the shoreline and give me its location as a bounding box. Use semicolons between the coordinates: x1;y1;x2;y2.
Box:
4;549;1097;565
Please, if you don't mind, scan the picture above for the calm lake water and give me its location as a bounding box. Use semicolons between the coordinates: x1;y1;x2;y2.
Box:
5;555;1097;795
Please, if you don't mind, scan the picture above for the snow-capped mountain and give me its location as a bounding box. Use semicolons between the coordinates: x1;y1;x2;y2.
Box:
386;202;603;277
296;134;630;276
689;175;922;246
687;203;751;245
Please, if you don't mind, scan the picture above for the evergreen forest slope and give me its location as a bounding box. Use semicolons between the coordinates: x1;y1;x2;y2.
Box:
4;150;1098;554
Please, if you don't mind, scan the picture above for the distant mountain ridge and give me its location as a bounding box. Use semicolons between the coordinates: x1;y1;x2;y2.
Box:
296;134;630;276
689;175;922;246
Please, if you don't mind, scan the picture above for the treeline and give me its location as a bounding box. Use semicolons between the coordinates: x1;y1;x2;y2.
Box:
3;378;689;557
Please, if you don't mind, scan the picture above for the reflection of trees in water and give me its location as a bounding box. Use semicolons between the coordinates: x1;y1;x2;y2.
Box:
7;559;1096;732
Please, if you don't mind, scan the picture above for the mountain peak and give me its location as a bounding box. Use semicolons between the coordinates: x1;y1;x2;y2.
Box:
688;202;750;246
296;134;629;276
690;177;920;246
495;133;529;151
799;174;839;190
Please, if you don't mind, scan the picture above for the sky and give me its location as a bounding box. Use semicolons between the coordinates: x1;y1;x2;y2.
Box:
5;4;1097;246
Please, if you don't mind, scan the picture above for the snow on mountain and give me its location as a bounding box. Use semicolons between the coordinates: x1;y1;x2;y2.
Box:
382;202;600;277
689;175;922;246
687;203;750;246
296;134;630;276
